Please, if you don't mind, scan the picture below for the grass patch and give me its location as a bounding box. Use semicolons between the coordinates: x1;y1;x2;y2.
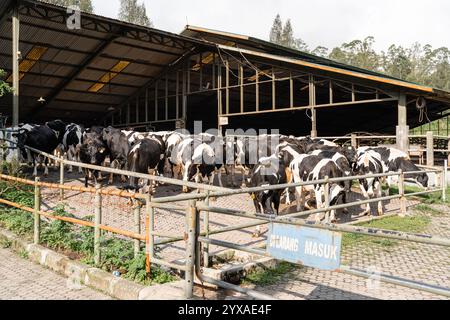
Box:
0;181;175;286
0;238;12;248
415;204;447;216
389;186;450;205
342;215;431;250
241;262;297;286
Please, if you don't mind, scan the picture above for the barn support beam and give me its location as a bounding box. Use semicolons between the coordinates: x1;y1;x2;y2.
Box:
396;93;409;153
12;6;20;126
309;75;317;138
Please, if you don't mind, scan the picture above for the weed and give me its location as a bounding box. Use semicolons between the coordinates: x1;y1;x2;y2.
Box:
18;249;28;259
241;262;297;286
0;238;12;248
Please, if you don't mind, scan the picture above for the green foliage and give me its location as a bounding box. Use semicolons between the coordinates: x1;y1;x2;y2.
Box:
242;262;297;286
0;181;174;285
40;0;94;13
118;0;153;27
269;14;308;51
0;69;12;97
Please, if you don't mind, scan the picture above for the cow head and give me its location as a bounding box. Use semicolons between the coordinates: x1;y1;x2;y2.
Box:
250;186;278;215
80;135;108;165
46;120;67;140
343;146;357;167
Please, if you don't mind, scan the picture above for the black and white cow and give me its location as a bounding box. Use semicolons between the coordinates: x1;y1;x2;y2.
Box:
102;127;131;184
247;154;287;216
289;154;346;223
354;150;384;216
79;133;108;187
184;138;225;192
62;123;84;173
165;132;187;178
16;120;67;176
127;136;166;192
357;146;428;193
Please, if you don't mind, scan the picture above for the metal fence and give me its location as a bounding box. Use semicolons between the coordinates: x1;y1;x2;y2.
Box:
0;134;450;299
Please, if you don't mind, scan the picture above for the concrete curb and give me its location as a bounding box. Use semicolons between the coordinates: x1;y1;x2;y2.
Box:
0;228;185;300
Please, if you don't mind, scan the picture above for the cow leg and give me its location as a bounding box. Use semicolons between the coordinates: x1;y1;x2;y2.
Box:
43;157;49;176
67;147;73;173
108;161;115;185
314;188;324;223
217;170;223;188
182;162;191;193
376;182;384;216
84;169;89;188
32;162;38;177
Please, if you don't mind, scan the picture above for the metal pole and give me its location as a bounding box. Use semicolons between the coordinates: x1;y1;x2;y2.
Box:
12;6;20;127
145;194;153;274
443;160;448;202
94;184;102;265
185;200;197;299
133;201;141;257
203;192;210;268
398;171;407;217
351;133;357;148
427;131;435;166
34;177;41;245
59;157;64;201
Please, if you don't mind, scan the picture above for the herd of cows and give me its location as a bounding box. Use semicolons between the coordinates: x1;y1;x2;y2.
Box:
0;120;429;223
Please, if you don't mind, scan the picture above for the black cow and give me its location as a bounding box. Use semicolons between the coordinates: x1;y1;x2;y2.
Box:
102;127;131;184
79;133;108;187
16;120;67;176
127;137;166;192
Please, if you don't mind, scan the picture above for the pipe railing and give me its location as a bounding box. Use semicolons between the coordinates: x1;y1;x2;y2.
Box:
1;135;449;299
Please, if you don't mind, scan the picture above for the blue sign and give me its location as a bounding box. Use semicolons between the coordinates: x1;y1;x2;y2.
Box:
267;223;342;271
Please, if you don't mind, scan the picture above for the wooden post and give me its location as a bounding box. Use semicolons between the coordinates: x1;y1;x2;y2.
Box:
399;171;407;217
59;157;64;201
185;200;197;299
396;94;409;153
447;136;450;164
443;160;448;202
145;194;153;274
426;131;435;167
34;177;41;245
12;6;20;127
203;192;210;268
94;184;102;265
133;202;141;257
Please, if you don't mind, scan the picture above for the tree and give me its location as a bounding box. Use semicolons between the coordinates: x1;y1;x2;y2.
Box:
269;14;283;45
269;15;309;52
0;70;12;97
41;0;94;13
118;0;153;27
329;36;380;71
381;45;413;80
281;19;295;48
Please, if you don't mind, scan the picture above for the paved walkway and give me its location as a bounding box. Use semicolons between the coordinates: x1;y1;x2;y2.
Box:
0;248;111;300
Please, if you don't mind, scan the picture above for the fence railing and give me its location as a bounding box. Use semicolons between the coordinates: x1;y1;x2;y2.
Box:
1;134;450;299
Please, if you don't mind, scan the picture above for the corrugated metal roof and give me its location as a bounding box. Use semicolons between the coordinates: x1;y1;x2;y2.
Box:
182;25;448;96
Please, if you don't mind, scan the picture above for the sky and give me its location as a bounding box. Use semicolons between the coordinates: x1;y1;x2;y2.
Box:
92;0;450;52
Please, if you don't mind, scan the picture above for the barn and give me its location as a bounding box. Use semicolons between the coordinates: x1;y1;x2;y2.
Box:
1;0;450;153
